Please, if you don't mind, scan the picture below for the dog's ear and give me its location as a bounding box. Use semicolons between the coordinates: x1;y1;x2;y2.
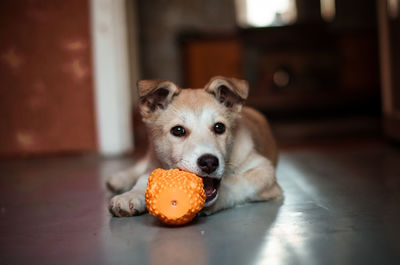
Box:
204;76;249;111
138;79;181;118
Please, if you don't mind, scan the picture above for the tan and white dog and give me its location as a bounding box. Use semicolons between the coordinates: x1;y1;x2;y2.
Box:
107;76;282;217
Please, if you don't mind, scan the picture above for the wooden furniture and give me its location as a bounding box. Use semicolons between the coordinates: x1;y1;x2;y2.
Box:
180;35;243;88
180;25;380;115
378;0;400;141
0;1;97;156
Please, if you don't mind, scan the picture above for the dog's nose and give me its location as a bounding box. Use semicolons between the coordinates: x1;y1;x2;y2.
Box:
197;154;219;174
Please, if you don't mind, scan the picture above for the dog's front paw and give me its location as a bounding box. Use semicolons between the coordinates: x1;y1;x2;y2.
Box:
109;190;146;217
106;172;132;194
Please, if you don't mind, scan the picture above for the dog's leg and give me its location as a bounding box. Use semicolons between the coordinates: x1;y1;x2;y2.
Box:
108;174;149;217
202;154;282;215
106;155;150;194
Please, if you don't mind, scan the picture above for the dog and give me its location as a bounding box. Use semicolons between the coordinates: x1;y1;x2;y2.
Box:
107;76;282;217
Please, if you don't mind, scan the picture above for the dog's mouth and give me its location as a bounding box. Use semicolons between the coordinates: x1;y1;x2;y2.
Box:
201;176;221;203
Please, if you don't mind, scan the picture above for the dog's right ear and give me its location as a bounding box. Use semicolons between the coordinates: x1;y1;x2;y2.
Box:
137;79;181;119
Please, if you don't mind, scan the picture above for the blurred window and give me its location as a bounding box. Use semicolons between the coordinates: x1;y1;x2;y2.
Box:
235;0;297;27
320;0;336;22
388;0;399;19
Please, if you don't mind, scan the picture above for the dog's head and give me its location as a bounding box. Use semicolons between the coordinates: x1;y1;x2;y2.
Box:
138;76;249;206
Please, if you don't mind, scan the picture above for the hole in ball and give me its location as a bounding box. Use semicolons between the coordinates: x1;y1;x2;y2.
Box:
171;200;177;206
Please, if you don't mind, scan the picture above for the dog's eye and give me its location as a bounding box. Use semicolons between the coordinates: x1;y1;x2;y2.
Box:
213;122;226;134
170;125;186;137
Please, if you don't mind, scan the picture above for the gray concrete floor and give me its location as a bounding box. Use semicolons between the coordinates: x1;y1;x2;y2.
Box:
1;141;400;265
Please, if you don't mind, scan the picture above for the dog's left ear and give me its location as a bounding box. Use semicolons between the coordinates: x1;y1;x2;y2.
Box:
138;79;181;119
204;76;249;111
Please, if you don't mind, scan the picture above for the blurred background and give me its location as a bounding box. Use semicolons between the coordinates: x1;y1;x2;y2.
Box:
0;0;399;157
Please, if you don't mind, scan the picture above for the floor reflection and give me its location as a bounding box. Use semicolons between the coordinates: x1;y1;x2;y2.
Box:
255;210;310;265
149;226;208;265
104;200;282;265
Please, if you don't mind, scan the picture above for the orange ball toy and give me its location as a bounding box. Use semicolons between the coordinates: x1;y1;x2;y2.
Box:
145;168;206;225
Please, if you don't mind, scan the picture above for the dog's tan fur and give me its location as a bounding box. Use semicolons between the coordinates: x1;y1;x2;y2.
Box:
108;76;282;217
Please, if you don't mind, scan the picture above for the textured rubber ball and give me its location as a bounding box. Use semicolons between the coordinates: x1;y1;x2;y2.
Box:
145;168;206;226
